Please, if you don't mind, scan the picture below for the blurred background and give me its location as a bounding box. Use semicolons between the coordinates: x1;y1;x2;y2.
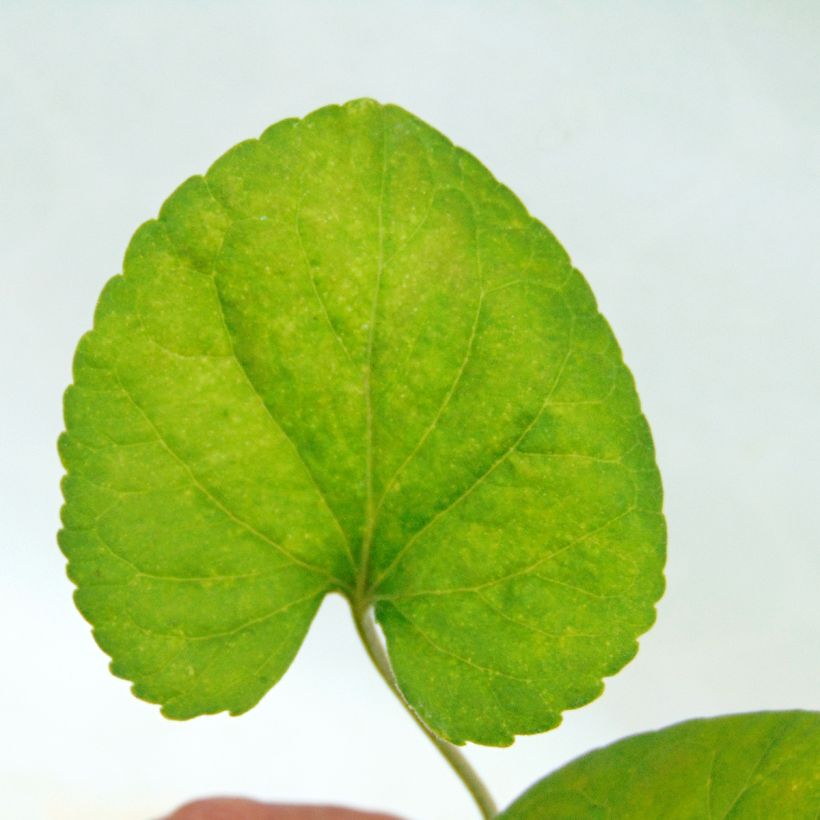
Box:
1;1;818;818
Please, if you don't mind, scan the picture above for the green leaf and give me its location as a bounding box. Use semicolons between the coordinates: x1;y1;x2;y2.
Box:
59;98;665;745
500;711;820;819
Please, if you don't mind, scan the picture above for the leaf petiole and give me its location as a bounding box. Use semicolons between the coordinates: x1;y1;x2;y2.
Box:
351;603;498;819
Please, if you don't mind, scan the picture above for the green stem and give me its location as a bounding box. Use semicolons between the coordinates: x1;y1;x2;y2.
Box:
352;604;498;819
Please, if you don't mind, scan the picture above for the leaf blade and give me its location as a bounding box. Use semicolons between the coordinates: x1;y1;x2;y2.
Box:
500;711;820;819
60;99;666;742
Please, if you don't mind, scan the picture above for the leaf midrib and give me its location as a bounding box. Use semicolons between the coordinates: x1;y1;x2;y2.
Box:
355;106;389;606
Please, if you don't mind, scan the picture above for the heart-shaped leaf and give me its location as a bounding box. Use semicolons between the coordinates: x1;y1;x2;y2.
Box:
59;99;665;746
500;711;820;818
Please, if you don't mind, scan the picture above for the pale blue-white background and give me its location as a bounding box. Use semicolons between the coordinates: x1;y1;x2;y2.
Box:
1;2;818;818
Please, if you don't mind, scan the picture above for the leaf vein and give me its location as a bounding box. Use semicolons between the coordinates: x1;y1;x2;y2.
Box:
391;602;535;684
374;218;485;515
372;311;578;592
294;190;356;364
110;370;343;587
373;506;636;601
127;588;324;643
158;205;356;574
